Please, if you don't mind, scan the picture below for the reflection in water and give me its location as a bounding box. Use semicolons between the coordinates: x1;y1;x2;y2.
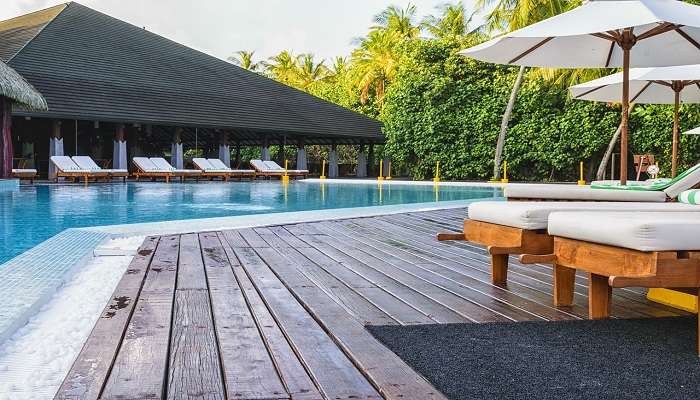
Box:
1;181;501;264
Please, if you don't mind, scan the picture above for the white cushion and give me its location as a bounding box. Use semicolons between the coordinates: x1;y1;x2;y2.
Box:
208;158;232;170
263;161;286;171
72;156;102;171
664;165;700;198
192;158;214;171
12;169;37;173
468;201;700;230
250;160;272;172
150;157;176;171
133;157;161;172
504;184;668;202
51;156;84;171
548;211;700;252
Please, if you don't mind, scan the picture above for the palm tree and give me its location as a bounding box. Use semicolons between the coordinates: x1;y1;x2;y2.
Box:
263;50;299;85
475;0;576;179
228;50;261;71
295;54;329;88
373;4;421;39
351;29;401;106
422;1;472;39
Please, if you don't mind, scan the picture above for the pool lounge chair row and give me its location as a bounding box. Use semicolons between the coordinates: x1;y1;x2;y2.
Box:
50;156;128;183
250;159;309;178
440;164;700;354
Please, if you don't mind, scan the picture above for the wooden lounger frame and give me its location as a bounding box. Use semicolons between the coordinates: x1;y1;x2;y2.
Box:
12;170;37;183
55;170;109;184
132;167;171;183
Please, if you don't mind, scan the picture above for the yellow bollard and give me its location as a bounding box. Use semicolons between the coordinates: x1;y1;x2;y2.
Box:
386;160;392;180
282;159;290;183
577;161;586;185
378;159;384;181
500;161;509;183
433;161;440;183
320;160;326;180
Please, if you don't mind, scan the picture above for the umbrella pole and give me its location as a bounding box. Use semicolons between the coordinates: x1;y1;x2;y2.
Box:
672;89;680;178
620;47;630;186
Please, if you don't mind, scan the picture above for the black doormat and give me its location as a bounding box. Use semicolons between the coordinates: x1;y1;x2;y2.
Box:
367;317;700;400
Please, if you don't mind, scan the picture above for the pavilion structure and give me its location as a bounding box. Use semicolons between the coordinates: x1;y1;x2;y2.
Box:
0;2;384;179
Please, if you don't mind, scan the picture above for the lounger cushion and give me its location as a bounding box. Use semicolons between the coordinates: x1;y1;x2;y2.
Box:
263;161;286;171
665;164;700;198
548;211;700;252
133;157;162;172
468;201;700;230
192;158;215;171
208;159;232;170
51;156;90;172
12;169;37;174
679;190;700;205
72;156;102;171
504;184;668;202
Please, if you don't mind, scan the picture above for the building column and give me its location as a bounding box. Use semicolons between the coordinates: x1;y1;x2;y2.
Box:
113;123;127;170
218;130;230;167
49;120;64;179
171;127;183;169
356;144;367;178
261;137;270;161
0;97;12;179
296;138;307;170
367;144;375;177
328;143;338;178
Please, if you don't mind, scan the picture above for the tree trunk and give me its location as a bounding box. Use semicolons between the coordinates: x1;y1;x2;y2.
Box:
494;65;525;179
596;103;635;181
0;97;12;179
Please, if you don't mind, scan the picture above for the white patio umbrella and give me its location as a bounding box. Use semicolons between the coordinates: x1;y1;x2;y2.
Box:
460;0;700;185
570;65;700;177
683;126;700;135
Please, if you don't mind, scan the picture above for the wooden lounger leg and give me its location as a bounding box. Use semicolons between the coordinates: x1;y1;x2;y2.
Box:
588;273;612;319
437;233;465;241
491;254;508;285
553;264;575;307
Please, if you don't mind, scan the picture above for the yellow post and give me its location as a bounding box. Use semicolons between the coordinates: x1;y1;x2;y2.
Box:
433;161;440;183
282;159;290;183
577;161;586;185
500;161;509;183
385;160;392;180
320;160;326;180
378;159;384;181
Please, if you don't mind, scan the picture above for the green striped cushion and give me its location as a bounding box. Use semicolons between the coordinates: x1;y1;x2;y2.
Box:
678;190;700;205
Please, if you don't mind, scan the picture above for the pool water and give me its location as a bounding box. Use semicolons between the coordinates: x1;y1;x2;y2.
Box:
0;181;500;264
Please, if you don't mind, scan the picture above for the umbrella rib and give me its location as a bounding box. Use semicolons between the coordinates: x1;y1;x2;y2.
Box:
630;81;653;103
650;80;673;88
604;41;615;67
509;37;554;64
574;85;605;99
591;32;616;41
675;27;700;51
636;22;679;41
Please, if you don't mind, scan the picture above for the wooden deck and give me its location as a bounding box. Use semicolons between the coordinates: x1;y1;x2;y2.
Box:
55;207;689;400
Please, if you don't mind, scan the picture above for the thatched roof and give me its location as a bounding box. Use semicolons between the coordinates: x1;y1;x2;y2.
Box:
0;59;47;110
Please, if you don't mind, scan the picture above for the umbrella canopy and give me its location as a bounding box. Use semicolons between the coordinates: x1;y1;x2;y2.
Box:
459;0;700;185
571;65;700;177
0;60;47;111
683;126;700;135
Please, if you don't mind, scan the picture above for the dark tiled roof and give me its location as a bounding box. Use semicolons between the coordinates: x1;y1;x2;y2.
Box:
0;2;383;142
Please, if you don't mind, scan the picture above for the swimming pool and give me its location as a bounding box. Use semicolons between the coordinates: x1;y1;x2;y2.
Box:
0;181;501;264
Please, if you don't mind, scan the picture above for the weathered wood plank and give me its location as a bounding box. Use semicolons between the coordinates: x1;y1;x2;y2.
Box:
243;229;448;400
217;233;323;400
101;235;180;400
167;233;225;400
199;232;290;400
223;232;381;400
54;236;160;400
167;290;225;400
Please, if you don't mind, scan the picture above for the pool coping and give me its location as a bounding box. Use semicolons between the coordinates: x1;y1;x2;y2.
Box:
0;194;502;345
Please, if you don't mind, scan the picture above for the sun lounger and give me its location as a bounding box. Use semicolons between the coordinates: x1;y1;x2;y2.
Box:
250;159;308;179
207;158;256;180
264;160;309;178
546;210;700;354
72;156;129;181
50;156;108;184
504;164;700;202
150;157;201;182
191;158;234;181
438;200;699;307
11;168;37;183
132;157;172;183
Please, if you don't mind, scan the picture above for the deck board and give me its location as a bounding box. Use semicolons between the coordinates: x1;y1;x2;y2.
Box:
57;206;688;400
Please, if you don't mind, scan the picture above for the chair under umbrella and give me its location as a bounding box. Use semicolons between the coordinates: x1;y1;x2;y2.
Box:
570;65;700;178
460;0;700;185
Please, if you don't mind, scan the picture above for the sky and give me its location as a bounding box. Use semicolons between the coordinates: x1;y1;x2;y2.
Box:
2;0;483;64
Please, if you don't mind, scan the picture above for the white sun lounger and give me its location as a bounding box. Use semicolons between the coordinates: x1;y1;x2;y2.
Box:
50;156;107;184
206;158;256;180
250;159;307;178
11;168;37;182
438;200;700;307
192;158;234;181
72;156;129;181
150;157;201;182
132;157;172;182
546;211;700;355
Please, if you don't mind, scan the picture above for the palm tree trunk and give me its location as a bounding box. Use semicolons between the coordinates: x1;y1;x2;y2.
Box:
494;65;525;179
596;103;635;181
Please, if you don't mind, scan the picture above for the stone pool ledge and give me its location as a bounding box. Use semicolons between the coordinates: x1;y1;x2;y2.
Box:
0;198;501;345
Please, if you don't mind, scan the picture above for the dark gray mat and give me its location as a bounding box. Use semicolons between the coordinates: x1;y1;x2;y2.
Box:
367;317;700;400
